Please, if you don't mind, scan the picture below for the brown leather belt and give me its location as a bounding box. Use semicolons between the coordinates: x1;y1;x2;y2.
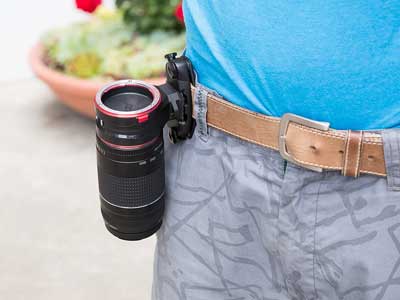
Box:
191;87;387;177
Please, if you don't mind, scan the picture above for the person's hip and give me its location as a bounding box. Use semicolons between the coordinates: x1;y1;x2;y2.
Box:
152;83;400;300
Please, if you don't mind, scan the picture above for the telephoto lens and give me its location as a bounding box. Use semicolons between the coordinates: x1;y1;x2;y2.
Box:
95;80;170;241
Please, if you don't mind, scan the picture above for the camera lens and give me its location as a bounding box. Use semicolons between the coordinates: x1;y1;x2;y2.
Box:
95;80;169;241
101;85;153;111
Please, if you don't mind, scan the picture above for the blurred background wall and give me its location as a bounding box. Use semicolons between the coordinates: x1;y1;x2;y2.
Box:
0;0;113;81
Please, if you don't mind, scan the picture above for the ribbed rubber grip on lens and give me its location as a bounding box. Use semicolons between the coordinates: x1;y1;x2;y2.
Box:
98;166;165;208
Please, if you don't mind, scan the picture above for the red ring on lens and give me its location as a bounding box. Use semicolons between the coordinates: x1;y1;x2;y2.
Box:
97;135;160;151
95;80;162;119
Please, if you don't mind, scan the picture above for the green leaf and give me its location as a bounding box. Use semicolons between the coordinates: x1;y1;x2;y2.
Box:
41;11;185;80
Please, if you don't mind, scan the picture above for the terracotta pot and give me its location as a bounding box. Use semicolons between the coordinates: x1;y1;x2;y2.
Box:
29;43;165;118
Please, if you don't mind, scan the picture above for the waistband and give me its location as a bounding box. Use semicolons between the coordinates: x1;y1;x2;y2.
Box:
191;84;399;181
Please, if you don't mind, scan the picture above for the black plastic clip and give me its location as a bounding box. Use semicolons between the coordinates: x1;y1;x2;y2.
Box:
164;53;196;143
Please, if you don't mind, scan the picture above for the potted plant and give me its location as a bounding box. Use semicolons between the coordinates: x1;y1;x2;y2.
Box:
29;0;185;118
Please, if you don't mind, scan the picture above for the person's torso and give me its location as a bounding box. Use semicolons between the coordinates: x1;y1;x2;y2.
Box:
184;1;400;130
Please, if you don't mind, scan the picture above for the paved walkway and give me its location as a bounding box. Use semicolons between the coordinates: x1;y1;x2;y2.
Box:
0;79;155;300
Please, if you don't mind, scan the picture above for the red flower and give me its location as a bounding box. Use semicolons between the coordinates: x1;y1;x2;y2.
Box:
75;0;102;13
175;2;184;24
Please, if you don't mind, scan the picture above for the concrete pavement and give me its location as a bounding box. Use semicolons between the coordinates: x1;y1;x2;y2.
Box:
0;79;155;300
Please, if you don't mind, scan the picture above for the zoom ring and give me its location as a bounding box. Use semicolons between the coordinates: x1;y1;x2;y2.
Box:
98;164;165;208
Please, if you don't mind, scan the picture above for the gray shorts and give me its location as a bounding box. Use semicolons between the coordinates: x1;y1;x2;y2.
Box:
152;85;400;300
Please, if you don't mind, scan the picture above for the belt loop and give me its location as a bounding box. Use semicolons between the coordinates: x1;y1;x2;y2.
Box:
342;130;363;178
382;129;400;191
193;84;209;142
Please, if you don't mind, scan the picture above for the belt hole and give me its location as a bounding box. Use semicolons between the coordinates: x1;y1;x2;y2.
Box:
339;150;344;154
368;155;374;161
309;145;317;153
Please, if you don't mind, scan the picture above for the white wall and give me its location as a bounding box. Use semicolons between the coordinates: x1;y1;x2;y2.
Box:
0;0;114;82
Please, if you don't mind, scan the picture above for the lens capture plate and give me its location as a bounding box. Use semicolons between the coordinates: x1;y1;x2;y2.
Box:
95;80;161;118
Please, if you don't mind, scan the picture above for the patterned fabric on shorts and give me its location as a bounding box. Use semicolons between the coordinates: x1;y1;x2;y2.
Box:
152;86;400;300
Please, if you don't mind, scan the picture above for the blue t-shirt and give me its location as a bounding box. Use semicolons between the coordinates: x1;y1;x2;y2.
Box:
183;1;400;130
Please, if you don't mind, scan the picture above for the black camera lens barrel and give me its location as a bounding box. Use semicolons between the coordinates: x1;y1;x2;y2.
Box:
95;80;169;241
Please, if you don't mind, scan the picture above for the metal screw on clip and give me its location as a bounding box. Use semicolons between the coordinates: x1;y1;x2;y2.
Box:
165;53;178;80
165;52;177;61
